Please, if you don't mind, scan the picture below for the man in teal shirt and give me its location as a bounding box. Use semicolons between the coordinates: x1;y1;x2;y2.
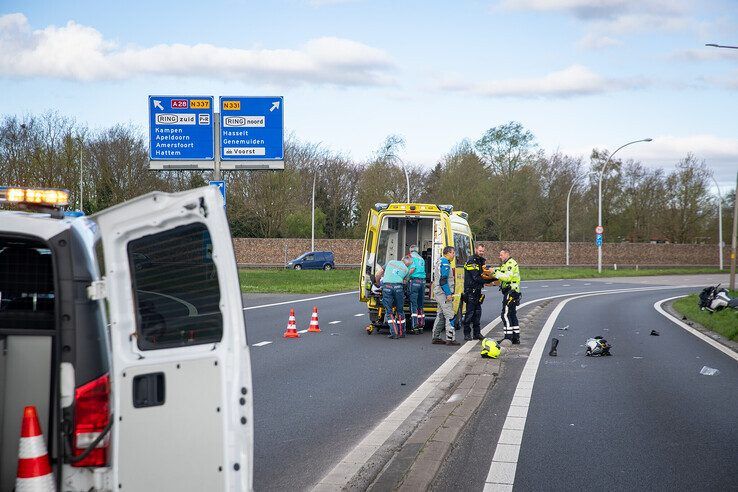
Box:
407;245;427;334
381;256;413;339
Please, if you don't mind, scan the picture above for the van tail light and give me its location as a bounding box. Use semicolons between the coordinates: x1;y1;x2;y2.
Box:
72;373;110;467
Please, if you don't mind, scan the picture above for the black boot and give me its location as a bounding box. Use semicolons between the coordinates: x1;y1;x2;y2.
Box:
512;332;520;345
549;338;558;356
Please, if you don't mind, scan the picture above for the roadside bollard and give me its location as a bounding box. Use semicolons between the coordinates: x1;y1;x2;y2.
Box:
549;338;558;356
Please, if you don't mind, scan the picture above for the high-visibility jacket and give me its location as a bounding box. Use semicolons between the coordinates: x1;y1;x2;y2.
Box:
494;257;520;293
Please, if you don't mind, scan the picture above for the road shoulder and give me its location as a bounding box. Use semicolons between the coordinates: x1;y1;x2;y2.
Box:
661;298;738;355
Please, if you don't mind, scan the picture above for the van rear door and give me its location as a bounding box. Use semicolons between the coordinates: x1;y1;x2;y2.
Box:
93;187;252;492
359;209;380;302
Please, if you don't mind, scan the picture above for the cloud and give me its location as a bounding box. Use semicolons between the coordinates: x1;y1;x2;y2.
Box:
0;13;395;86
500;0;691;49
577;33;622;49
438;64;647;98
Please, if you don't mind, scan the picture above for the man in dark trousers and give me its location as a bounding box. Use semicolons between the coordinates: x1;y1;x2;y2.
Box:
462;244;487;341
494;248;521;344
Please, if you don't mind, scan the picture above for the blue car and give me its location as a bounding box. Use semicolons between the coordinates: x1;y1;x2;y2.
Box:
287;251;335;270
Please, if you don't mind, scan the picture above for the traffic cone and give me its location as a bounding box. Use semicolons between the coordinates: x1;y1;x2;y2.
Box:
308;306;321;333
16;406;54;492
283;308;300;338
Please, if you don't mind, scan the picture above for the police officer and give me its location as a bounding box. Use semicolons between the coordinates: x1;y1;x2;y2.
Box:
381;256;413;339
462;244;487;341
493;248;521;344
407;245;426;334
431;246;460;346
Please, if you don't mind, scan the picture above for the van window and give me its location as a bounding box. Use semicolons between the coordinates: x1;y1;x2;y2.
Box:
128;223;222;350
453;233;472;264
0;238;55;330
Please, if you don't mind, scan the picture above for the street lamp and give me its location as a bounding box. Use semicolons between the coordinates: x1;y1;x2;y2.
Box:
597;138;652;273
311;172;316;252
566;172;597;266
710;175;724;270
705;43;738;49
76;135;84;212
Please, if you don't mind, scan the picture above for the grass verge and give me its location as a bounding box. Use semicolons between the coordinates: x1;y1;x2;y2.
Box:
522;266;722;280
672;290;738;341
239;268;358;294
239;266;723;294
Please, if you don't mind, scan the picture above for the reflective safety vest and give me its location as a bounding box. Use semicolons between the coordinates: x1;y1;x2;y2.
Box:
494;257;520;293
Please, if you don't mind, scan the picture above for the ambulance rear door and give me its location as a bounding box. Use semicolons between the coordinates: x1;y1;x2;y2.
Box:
92;187;252;492
429;217;446;300
359;209;380;302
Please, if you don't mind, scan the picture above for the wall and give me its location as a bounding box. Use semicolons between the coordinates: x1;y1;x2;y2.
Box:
232;238;728;267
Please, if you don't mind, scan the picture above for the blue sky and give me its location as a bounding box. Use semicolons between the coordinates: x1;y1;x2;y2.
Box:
1;0;736;190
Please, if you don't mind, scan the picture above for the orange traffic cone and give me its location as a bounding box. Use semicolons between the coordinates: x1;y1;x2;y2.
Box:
16;406;54;492
308;306;321;333
283;308;300;338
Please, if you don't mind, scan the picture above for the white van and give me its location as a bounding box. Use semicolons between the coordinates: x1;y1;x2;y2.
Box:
0;186;252;491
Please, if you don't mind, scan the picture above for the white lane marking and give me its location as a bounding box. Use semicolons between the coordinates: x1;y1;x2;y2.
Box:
316;283;695;490
354;313;365;317
541;285;549;288
584;283;591;285
654;296;738;363
252;341;272;347
297;329;309;334
138;289;198;316
329;320;341;325
242;290;358;311
562;284;571;287
483;286;695;490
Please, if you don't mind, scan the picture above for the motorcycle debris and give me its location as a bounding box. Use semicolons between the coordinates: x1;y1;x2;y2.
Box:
699;366;720;376
650;330;660;336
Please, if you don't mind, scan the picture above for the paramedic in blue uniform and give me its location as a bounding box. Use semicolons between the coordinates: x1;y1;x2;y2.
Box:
381;256;413;339
407;245;426;334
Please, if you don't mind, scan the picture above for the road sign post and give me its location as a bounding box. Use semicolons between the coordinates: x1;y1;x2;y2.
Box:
219;97;284;170
149;96;215;169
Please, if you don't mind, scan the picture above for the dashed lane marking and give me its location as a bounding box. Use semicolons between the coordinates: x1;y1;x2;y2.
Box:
354;313;365;317
298;329;309;334
252;341;272;347
329;321;342;325
562;284;570;287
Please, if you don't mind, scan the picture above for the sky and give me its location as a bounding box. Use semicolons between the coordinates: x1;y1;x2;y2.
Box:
0;0;736;191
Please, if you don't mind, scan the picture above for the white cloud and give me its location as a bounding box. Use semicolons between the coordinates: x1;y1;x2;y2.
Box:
577;33;622;49
500;0;692;50
0;13;395;86
438;64;646;98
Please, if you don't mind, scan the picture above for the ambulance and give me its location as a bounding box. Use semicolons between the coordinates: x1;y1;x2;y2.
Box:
0;186;252;491
359;203;474;333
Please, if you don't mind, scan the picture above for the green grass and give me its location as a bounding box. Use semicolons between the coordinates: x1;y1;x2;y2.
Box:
672;290;738;341
522;266;723;281
238;266;723;294
239;268;358;294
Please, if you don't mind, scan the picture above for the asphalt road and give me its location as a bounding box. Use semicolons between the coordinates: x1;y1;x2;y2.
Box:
243;274;731;490
433;287;737;491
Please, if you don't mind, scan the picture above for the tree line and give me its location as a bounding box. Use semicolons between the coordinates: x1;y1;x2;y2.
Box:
0;112;732;244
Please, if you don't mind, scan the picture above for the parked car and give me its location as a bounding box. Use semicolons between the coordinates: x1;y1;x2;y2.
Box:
287;251;335;270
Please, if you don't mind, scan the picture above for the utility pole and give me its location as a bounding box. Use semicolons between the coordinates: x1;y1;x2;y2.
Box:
311;173;316;252
711;175;724;270
730;170;737;290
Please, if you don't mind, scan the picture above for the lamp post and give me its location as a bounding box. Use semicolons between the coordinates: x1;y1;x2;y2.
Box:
711;175;724;270
597;138;652;273
77;135;84;212
311;172;316;252
566;172;597;266
394;155;410;203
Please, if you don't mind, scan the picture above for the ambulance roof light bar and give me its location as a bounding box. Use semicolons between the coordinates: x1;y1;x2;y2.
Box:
0;187;70;214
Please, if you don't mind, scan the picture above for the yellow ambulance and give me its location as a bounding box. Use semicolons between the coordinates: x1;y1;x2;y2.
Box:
358;203;474;333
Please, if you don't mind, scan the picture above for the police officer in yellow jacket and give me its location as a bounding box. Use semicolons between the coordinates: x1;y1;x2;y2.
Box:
493;248;521;344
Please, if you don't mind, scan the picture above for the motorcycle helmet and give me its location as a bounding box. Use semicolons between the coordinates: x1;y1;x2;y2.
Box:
481;338;501;358
585;336;612;356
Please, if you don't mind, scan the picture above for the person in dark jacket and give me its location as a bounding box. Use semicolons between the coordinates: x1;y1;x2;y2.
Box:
462;244;487;341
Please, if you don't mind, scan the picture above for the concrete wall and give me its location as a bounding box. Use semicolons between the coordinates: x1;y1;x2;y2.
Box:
232;238;728;268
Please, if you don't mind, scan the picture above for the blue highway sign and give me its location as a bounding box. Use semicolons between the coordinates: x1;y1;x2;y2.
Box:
219;97;284;163
149;96;214;161
595;233;603;247
209;180;226;208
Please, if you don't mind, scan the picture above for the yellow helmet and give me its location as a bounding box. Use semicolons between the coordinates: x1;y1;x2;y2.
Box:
480;338;501;359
